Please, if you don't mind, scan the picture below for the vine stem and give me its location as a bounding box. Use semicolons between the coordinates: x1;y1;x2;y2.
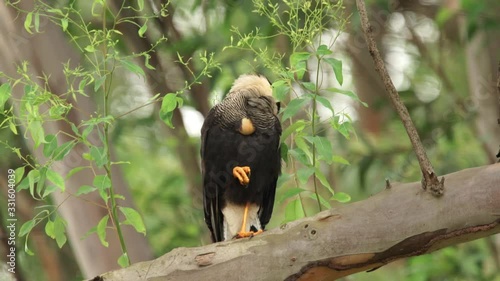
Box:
101;0;129;266
355;0;444;196
312;53;322;212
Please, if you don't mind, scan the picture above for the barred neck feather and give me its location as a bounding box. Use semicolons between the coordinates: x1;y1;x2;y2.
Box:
214;74;278;131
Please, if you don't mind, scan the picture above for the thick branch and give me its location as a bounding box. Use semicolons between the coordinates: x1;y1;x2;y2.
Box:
96;164;500;281
355;0;444;196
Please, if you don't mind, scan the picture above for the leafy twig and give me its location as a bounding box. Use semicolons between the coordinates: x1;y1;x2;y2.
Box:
355;0;444;196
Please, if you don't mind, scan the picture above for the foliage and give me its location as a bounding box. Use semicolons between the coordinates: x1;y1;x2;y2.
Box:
0;0;499;280
227;0;361;221
0;0;218;268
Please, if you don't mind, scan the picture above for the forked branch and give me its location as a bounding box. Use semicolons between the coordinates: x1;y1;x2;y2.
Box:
355;0;444;196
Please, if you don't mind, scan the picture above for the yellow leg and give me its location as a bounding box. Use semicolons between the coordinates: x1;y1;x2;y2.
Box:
235;203;263;239
232;166;251;185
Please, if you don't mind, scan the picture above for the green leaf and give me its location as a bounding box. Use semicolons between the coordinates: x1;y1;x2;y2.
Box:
49;104;69;119
119;207;146;235
93;175;111;190
120;59;145;78
9;120;17;135
61;17;69;31
331;117;353;139
17;176;29;191
280;143;289;163
82;226;97;240
27;169;40;197
43;134;58;158
332;155;350;165
331;192;351;203
316;44;332;56
66;166;87;179
316;96;334;115
294;135;312;164
97;215;109;247
29;120;46;149
53;216;67;248
272;80;290;101
144;54;155;70
52;141;76;161
70;123;80;136
138;22;147;37
308;193;331;209
118;253;130;268
297;167;315;184
314;167;334;196
313;136;333;164
82;124;94;141
290;52;310;80
0;83;12;111
326;88;367;107
284;199;304;223
14;166;25;184
85;45;96;53
90;146;107;168
34;12;40;32
159;93;179;128
288;148;309;167
94;75;106;91
279;187;307;203
290;52;311;69
36;167;47;198
19;219;36;237
42;185;58;198
282;98;309;120
24;12;33;34
46;8;64;16
45;220;55;238
324;58;343;85
46;169;65;192
281;120;307;142
302;82;316;92
161;93;178;112
137;0;144;10
24;240;34;256
76;185;97;196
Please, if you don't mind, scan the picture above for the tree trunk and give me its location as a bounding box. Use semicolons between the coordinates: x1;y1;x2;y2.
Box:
98;164;500;281
465;29;500;163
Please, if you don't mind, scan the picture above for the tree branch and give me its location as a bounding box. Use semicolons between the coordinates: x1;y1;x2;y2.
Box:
355;0;444;196
95;164;500;281
497;61;500;162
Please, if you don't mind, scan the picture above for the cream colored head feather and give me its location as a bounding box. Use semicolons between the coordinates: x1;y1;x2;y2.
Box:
228;74;273;97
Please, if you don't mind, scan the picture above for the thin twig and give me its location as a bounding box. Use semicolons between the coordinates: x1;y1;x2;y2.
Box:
355;0;444;196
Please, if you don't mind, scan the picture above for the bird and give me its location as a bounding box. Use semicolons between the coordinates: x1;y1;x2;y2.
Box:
201;74;282;242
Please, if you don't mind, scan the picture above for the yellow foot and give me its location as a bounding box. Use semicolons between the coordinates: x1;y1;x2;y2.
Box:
233;166;251;185
235;229;263;239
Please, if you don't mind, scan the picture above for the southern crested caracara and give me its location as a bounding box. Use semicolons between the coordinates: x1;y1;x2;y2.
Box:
201;74;282;242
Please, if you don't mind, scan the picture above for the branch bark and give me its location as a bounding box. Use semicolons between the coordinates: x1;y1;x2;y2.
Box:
355;0;444;196
96;164;500;281
497;61;500;162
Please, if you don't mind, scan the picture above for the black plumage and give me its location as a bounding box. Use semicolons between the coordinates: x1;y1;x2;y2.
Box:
201;74;281;242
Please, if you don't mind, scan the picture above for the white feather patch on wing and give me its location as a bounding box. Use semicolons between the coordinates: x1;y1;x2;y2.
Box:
221;202;261;241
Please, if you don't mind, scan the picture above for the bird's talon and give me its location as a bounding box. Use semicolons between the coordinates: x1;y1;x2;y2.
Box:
233;166;251;185
234;229;263;239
